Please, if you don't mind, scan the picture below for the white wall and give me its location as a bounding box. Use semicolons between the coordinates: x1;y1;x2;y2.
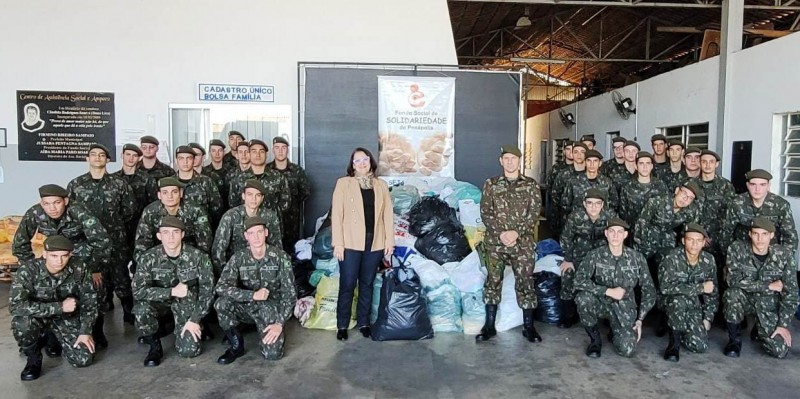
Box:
0;0;457;215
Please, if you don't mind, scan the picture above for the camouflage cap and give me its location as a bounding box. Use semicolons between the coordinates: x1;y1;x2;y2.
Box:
88;143;110;157
573;142;588;151
140;135;159;146
38;184;68;198
209;139;226;149
159;177;185;189
244;216;268;231
500;145;522;157
228;130;245;139
667;139;685;149
236;140;251;150
44;235;75;252
624;140;640;150
122;143;143;156
683;223;708;238
606;217;630;230
611;136;627;145
175;145;196;156
159;215;186;231
273;136;289;146
684;146;701;156
680;180;701;198
750;216;776;233
745;169;773;181
584;188;606;202
636;151;654;162
580;135;596;145
700;149;720;161
244;179;267;195
250;139;269;151
651;134;667;143
188;142;206;155
585;149;603;160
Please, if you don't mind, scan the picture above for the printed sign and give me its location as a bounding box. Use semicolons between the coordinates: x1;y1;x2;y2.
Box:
199;84;274;102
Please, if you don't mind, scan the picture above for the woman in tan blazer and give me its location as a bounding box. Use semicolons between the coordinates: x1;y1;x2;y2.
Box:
331;147;394;340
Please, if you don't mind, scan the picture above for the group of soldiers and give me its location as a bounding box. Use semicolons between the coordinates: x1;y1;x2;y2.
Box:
10;131;310;380
543;134;797;360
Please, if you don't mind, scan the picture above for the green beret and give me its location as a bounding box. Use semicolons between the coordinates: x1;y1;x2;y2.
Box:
228;130;245;139
584;188;606;202
750;216;775;233
650;134;667;143
611;137;627;145
684;146;701;155
236;140;251;150
175;145;195;156
606;217;630;230
159;215;185;231
745;169;773;181
573;142;588;151
244;216;268;231
88;143;110;157
122;143;143;156
39;184;68;198
681;181;701;198
158;177;185;189
500;145;522;157
564;141;575;149
580;135;596;145
188;142;206;155
668;139;685;149
272;136;289;146
209;139;226;149
585;149;603;160
244;179;267;195
636;151;654;162
683;223;708;238
44;235;75;252
140;135;159;146
624;140;640;150
700;149;720;161
249;139;268;151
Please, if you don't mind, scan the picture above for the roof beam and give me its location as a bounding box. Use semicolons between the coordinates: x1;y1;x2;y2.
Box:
450;0;800;11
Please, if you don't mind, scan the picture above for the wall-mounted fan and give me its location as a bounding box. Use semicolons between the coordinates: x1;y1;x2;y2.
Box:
559;109;575;128
612;90;636;120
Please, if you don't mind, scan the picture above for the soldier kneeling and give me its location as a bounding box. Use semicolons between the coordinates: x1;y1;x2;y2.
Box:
10;236;98;381
215;216;295;364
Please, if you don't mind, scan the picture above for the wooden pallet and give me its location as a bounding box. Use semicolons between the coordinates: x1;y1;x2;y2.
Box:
0;263;18;282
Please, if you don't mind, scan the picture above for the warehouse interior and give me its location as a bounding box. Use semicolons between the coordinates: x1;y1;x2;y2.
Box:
1;0;800;397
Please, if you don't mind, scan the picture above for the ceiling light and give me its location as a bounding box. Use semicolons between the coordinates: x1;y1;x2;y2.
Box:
510;57;566;64
516;7;532;28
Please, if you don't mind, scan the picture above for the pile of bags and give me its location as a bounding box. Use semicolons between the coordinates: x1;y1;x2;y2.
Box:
0;216;44;265
407;197;471;265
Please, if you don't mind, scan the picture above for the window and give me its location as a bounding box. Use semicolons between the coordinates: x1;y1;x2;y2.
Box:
659;123;709;149
781;113;800;197
553;139;569;163
605;131;620;159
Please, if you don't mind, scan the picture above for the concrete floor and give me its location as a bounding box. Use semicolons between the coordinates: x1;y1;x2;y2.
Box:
1;282;799;399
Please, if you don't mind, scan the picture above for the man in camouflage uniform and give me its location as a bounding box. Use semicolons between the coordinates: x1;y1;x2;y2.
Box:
618;151;668;232
634;181;701;262
693;150;736;285
138;135;176;181
545;141;574;237
132;216;215;367
608;141;639;198
174;145;223;228
660;140;686;191
267;136;312;255
188;142;206;174
562;149;618;213
721;169;798;253
579;135;595;150
575;218;655;358
68;144;137;339
658;224;718;362
213;179;283;277
228;139;290;212
549;142;587;238
477;145;542;343
723;217;798;358
223;130;245;170
10;236;98;381
559;188;618;328
599;136;626;177
202;139;231;211
135;177;213;264
650;134;670;178
214;216;296;364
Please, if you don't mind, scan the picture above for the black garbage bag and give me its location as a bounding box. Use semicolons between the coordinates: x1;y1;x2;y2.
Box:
533;271;564;325
414;223;472;265
293;259;316;299
371;267;434;341
312;226;333;260
407;196;460;237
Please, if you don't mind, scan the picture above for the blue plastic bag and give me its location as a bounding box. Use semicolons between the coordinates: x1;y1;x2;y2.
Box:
536;238;563;260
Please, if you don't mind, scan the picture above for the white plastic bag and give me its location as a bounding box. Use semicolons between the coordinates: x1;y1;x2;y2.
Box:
293;296;315;325
441;250;487;294
461;290;485;335
495;267;523;332
533;254;564;276
405;253;450;291
294;238;313;261
394;216;417;249
426;283;463;333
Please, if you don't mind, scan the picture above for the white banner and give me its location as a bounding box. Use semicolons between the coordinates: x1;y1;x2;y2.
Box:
377;76;455;182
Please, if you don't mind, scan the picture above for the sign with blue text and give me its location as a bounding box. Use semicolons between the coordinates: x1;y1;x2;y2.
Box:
198;84;274;102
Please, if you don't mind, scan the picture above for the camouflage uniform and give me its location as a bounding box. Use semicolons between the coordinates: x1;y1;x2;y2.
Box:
661;166;688;193
618;179;669;232
724;241;798;358
633;195;699;260
214;245;296;360
267;161;312;254
607;166;637;199
132;244;215;358
202;164;230;212
721;192;798;252
222;152;238;171
178;172;223;227
652;161;670;179
480;175;541;309
546;166;581;236
10;257;98;367
575;246;655;357
212;205;283;276
561;174;619;214
134;201;213;264
228;168;291;212
693;176;736;256
138;158;176;182
599;159;624;178
112;168;159;271
559;207;618;300
659;247;719;353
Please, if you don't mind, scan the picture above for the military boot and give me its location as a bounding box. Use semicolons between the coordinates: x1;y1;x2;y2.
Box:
557;300;578;329
475;305;497;342
104;285;115;311
654;311;668;338
143;335;163;367
201;319;215;341
20;342;43;381
585;326;602;358
522;309;542;343
663;328;680;362
724;322;742;358
217;327;245;365
43;331;62;358
92;314;109;349
121;296;135;325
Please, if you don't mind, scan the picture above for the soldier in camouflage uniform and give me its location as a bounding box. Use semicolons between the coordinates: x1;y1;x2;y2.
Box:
213;179;283;277
68;144;137;341
174;145;223;228
658;224;718;362
214;216;296;364
633;181;701;261
618;152;669;232
599;136;626;178
138;135;176;181
135;177;213;264
574;218;655;358
549;142;587;238
723;217;798;358
267;136;312;255
721;169;798;253
693;150;736;257
10;236;98;381
579;135;596;150
559;188;618;328
202;139;231;212
132;216;215;367
607;141;639;199
545;141;574;237
650;134;670;178
659;140;686;191
228;139;291;212
477;145;542;343
223;130;245;171
562;150;618;214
